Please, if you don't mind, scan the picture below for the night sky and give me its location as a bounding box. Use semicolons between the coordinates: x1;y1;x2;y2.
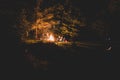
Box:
0;0;110;15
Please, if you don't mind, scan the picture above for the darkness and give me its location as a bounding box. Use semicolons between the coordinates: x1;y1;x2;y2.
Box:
0;0;114;79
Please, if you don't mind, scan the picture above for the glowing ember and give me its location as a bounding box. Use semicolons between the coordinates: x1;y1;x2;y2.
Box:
47;34;55;42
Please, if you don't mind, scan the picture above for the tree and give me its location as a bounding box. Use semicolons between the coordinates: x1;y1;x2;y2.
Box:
17;9;32;40
30;4;85;38
48;4;85;40
17;1;86;42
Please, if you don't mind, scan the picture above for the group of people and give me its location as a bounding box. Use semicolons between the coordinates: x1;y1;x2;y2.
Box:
56;36;67;42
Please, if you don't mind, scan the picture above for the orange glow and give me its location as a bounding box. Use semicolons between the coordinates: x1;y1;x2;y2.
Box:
47;34;55;42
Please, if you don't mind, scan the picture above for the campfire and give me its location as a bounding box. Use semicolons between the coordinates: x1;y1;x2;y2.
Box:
40;32;67;43
47;34;55;42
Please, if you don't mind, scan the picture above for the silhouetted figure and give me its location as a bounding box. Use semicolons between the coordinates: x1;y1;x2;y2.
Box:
106;35;112;51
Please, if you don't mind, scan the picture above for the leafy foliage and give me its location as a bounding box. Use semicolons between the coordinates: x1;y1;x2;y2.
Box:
17;9;32;40
17;1;86;41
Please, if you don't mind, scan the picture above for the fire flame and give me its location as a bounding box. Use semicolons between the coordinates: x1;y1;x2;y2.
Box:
47;34;55;42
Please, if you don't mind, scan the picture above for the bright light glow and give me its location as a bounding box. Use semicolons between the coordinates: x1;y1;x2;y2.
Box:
47;34;55;42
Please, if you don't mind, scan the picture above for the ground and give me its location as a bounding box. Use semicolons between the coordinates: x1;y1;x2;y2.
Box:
7;41;111;79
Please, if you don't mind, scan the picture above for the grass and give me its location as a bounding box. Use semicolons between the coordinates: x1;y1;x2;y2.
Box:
22;39;104;50
23;39;42;44
23;39;73;47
